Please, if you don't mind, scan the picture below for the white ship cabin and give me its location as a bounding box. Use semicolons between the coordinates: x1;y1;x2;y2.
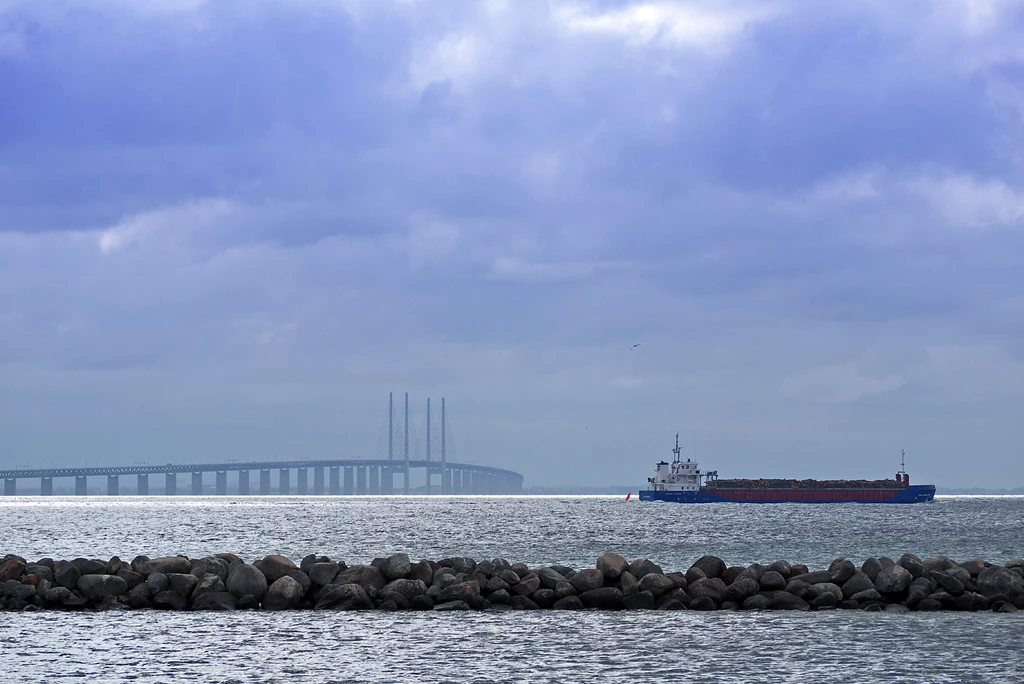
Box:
647;434;704;492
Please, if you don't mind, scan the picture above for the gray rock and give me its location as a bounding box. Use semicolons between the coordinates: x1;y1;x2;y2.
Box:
308;562;341;587
263;576;305;610
759;571;787;591
286;570;311;596
722;566;746;585
7;584;37;601
811;593;839;609
790;570;831;585
226;564;268;601
254;555;297;583
690;596;718;611
191;573;226;600
628;559;663;579
512;575;542;596
684;567;707;585
553;595;583;610
437;581;480;604
922;556;959;574
44;585;75;605
898;554;924;578
690;556;726;579
485;577;509;593
116;569;144;590
382;579;428;601
808;583;843;603
996;602;1018;613
190;557;229;584
618;571;639;596
725;578;760;603
580;587;624;609
476;560;495;577
570;568;604;593
144;557;191;576
168;573;199;598
915;597;943;611
841;571;875;599
885;604;910;613
554;581;576;599
147;572;169;594
861;558;883;581
665;572;688;590
688;577;727;604
933;572;965;596
54;563;81;590
381;553;412;581
152;590;188;610
191;591;237;611
0;557;26;582
332;565;386;592
71;558;107;576
784;580;813;600
977;566;1024;600
874;565;912;594
315;583;374;610
767;560;792;579
25;565;54;583
638;573;675;598
742;594;772;610
906;577;933;606
597;552;629;580
412;594;435;610
623;590;656;610
537;567;566;589
510;563;530;576
770;592;809;610
851;588;883;603
498;569;520;585
531;588;556;608
126;583;151;609
790;564;809;576
410;560;434;585
440;557;477;574
510;595;540;610
487;589;511;605
828;559;857;585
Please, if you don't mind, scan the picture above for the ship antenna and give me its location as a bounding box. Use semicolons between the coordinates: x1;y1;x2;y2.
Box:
900;449;906;475
673;432;682;463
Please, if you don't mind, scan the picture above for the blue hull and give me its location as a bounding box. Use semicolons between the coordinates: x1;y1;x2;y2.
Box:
638;484;936;504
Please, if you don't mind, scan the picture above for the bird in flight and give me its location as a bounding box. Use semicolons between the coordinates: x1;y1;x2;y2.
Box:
630;344;642;350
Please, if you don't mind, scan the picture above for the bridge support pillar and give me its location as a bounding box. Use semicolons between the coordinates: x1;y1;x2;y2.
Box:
368;466;379;494
107;475;119;496
297;468;308;495
313;467;325;495
239;470;249;495
75;476;88;495
329;467;340;495
444;468;452;495
356;467;367;495
4;478;15;496
470;470;479;494
137;474;148;495
164;473;176;495
451;469;460;494
343;467;354;496
381;467;393;494
279;469;290;495
216;471;227;495
192;472;203;495
41;477;53;496
260;469;271;495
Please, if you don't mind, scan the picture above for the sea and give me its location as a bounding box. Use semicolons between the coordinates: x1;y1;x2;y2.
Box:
1;495;1021;683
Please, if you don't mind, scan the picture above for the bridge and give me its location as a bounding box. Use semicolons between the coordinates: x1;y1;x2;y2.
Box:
0;393;525;496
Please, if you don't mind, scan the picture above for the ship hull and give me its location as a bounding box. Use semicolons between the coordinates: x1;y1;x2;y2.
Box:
638;484;935;504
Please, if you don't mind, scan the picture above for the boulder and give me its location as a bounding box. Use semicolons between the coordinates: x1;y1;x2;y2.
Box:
315;584;373;610
922;556;959;574
381;553;412;581
537;567;566;589
808;583;844;603
531;588;555;608
688;577;727;604
190;557;230;584
308;562;341;587
742;594;772;610
597;553;629;580
828;559;857;585
767;560;792;579
570;568;604;593
192;591;238;611
116;569;144;590
147;572;169;594
690;596;717;611
725;578;760;603
841;571;874;599
126;583;151;609
874;565;912;594
898;554;924;578
168;573;199;598
25;565;53;584
684;567;706;584
191;573;226;600
851;588;883;603
487;589;511;605
759;571;787;591
554;582;576;599
263;576;305;610
790;564;809;576
933;572;965;596
485;577;509;593
770;592;809;610
790;570;831;585
811;593;838;609
977;566;1024;600
553;595;584;610
665;572;689;590
54;563;81;590
906;577;933;606
622;591;656;610
382;579;428;602
784;580;813;600
226;564;268;601
71;558;107;576
579;587;624;609
861;558;883;581
915;598;943;611
409;561;434;585
638;573;675;598
690;556;726;579
510;595;540;610
512;575;542;596
436;582;480;604
286;570;311;596
76;574;128;601
722;566;746;585
439;557;476;574
144;557;191;576
152;590;188;610
0;558;26;582
628;559;663;579
332;565;386;592
254;555;298;583
412;595;435;611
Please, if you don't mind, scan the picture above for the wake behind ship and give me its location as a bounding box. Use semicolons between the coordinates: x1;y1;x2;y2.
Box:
639;435;935;504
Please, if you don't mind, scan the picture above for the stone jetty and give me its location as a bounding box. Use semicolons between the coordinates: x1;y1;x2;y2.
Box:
2;552;1022;613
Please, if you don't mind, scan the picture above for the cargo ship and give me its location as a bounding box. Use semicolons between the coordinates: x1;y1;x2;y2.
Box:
638;434;935;504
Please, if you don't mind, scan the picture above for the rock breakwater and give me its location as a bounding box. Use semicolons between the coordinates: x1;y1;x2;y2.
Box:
2;552;1022;613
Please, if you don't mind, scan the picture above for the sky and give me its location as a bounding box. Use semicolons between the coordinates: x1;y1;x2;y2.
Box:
1;0;1023;488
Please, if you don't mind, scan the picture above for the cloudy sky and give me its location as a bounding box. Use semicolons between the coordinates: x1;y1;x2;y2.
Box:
1;0;1022;488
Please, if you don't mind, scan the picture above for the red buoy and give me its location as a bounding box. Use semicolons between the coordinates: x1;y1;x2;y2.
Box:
625;492;631;501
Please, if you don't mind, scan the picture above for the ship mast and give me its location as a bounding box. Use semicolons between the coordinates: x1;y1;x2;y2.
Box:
673;432;682;463
899;449;906;476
